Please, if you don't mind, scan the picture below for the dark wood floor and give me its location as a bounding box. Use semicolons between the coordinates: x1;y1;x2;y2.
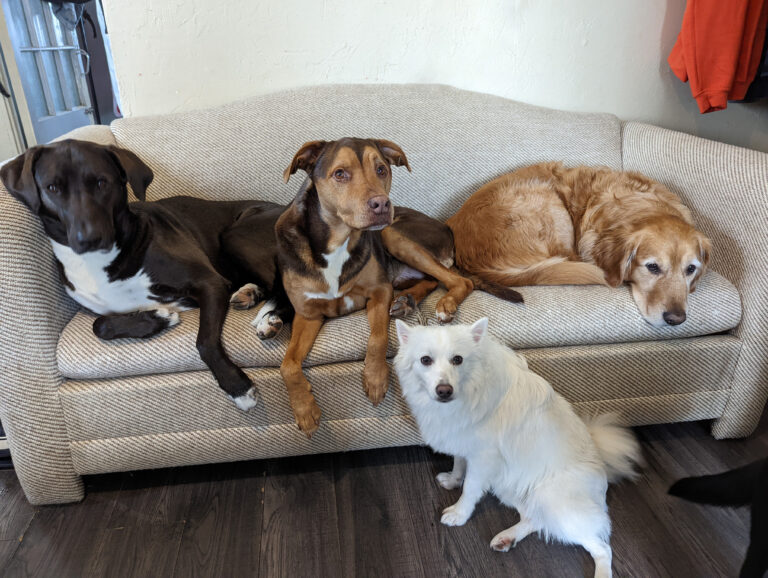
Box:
0;413;765;578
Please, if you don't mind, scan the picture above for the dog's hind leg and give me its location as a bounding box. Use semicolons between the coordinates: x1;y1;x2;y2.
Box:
93;308;180;340
382;228;473;323
490;516;538;552
579;536;613;578
436;456;466;490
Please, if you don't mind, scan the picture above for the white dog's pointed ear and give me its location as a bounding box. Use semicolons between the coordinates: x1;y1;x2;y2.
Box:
470;318;488;343
395;319;411;345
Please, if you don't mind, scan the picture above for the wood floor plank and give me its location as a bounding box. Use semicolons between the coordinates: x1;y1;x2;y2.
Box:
4;474;124;578
89;521;185;577
0;470;37;541
334;447;432;578
173;460;266;578
260;453;341;578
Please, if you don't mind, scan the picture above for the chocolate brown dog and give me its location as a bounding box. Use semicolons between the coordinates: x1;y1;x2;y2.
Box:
236;138;519;436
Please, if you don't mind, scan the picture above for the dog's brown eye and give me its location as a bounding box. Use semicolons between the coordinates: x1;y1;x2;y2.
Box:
420;356;433;366
97;178;107;189
450;355;463;366
46;184;59;194
646;263;661;274
333;169;346;181
376;165;388;178
686;264;696;275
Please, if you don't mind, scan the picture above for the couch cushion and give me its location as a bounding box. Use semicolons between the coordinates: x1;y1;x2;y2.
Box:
110;84;622;221
57;271;741;380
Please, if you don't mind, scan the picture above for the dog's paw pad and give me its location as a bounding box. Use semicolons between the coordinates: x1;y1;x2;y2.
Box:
440;505;470;526
490;535;514;552
230;283;263;310
389;293;416;318
436;472;463;490
230;387;260;411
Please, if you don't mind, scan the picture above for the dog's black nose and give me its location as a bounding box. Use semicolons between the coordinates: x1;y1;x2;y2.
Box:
367;196;391;215
435;383;453;400
663;310;686;326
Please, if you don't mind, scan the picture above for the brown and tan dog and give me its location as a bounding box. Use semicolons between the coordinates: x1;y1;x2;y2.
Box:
448;162;711;327
256;138;519;436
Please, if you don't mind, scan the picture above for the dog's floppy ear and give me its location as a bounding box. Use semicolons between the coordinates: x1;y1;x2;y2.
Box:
0;146;43;213
395;319;411;345
374;139;411;172
469;318;488;343
595;230;639;288
690;234;711;292
283;140;327;183
106;146;153;201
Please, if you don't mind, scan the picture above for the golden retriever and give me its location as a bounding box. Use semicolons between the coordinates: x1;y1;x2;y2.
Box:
447;162;711;327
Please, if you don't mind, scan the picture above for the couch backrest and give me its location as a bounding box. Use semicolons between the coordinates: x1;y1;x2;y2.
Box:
111;84;622;220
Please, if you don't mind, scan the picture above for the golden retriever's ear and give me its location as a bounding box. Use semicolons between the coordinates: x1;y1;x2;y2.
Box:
690;234;711;292
595;230;639;287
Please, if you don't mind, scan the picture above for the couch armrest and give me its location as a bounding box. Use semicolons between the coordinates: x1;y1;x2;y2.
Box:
622;122;768;438
0;125;115;504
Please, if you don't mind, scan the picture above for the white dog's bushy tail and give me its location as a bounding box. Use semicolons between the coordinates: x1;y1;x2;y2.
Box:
585;413;643;483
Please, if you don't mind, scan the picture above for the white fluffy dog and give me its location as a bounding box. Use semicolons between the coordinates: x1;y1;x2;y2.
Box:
394;318;642;578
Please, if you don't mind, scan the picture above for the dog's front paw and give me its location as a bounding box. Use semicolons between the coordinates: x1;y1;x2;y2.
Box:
230;283;263;310
436;296;457;324
363;361;389;406
441;503;472;526
292;395;322;438
230;386;260;411
436;472;464;490
389;293;416;318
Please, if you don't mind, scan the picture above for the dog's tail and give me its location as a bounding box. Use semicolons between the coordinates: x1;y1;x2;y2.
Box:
465;273;524;303
668;459;766;507
585;413;643;483
473;257;607;287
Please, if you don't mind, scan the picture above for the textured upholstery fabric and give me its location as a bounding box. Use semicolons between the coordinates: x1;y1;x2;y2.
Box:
59;335;740;444
110;84;623;221
57;271;741;380
622;122;768;438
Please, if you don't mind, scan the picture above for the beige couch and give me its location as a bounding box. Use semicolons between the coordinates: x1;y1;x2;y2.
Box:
0;85;764;505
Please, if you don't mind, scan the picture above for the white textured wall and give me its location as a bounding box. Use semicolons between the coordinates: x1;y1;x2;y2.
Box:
102;0;768;152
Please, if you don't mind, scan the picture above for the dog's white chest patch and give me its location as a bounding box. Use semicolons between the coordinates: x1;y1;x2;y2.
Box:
51;241;159;315
304;238;351;301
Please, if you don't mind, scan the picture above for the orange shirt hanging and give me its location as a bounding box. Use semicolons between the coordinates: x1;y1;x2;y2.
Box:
669;0;768;113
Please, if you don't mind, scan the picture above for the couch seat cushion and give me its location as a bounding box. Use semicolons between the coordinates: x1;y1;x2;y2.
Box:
57;271;741;380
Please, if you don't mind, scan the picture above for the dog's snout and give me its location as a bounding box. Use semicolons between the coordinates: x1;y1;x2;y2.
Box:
435;383;454;401
663;310;686;326
367;196;391;215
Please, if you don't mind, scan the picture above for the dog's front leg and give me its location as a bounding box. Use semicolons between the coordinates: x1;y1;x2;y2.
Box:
195;284;259;411
280;314;324;437
441;459;487;526
437;456;467;490
363;283;394;405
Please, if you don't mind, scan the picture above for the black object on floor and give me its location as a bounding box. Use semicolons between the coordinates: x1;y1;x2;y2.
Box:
0;421;13;470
